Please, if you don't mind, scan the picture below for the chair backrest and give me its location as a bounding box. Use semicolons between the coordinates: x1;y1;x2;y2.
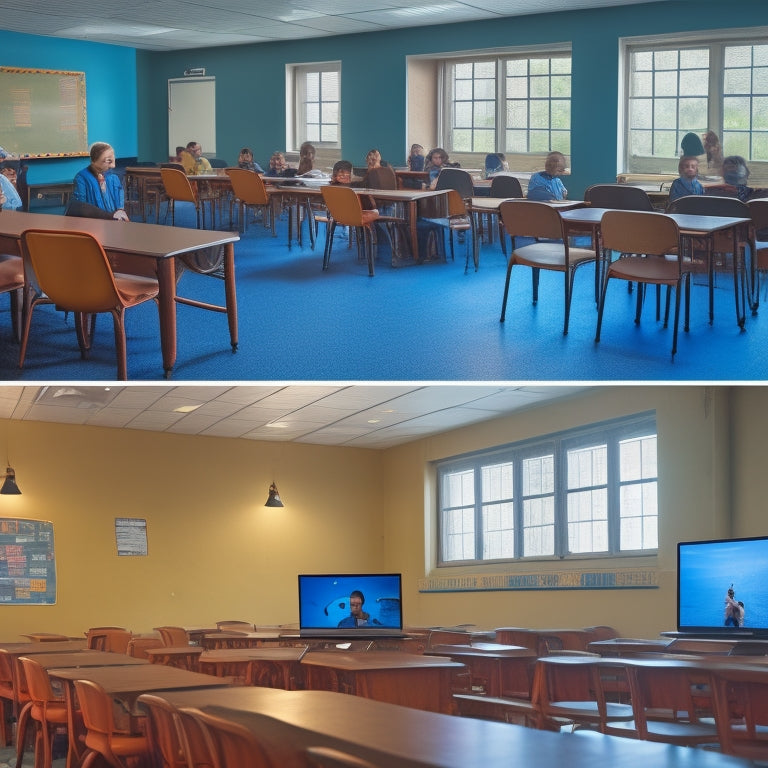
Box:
137;693;187;768
305;746;382;768
84;626;132;653
361;165;397;190
161;167;198;203
600;210;679;257
21;229;123;314
446;189;469;218
748;198;768;242
499;200;564;241
489;174;523;199
584;184;654;211
73;678;117;737
126;637;162;658
179;707;276;768
156;626;190;646
175;707;217;768
435;167;474;199
321;185;365;227
225;168;269;205
667;194;750;219
18;656;59;704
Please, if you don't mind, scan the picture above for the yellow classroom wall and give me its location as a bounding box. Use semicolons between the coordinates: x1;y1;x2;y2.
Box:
0;385;762;642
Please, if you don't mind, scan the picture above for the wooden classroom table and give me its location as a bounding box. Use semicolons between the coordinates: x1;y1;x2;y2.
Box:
587;637;676;656
299;650;464;714
152;685;752;768
198;646;308;688
424;642;537;698
48;663;232;768
200;631;283;650
144;645;203;669
0;209;240;377
19;650;149;669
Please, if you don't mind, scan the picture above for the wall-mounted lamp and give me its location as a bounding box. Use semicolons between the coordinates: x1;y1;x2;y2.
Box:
265;482;284;508
0;466;21;495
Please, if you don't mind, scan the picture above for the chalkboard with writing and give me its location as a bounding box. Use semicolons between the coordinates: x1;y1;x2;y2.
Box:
0;518;56;604
0;66;88;159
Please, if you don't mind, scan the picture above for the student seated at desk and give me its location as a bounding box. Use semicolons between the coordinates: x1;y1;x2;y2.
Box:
330;160;353;185
0;166;22;210
526;151;568;201
705;154;768;202
668;155;705;202
237;147;265;173
264;151;294;177
297;142;316;175
72;142;128;220
180;141;212;175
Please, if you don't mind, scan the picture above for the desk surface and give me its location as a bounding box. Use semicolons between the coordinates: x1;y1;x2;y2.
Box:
0;639;88;655
20;651;149;668
155;686;751;768
300;650;463;671
426;643;536;659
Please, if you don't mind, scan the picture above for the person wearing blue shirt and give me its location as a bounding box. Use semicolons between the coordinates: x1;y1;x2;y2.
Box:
527;151;568;201
337;590;370;628
0;171;22;210
668;156;705;202
72;142;128;220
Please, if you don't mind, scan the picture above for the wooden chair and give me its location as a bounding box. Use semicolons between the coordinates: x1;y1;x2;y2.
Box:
73;678;150;768
747;197;768;307
305;745;382;768
710;664;768;761
321;185;401;276
584;184;654;212
161;167;217;228
499;200;596;335
178;706;277;768
156;626;191;646
225;168;274;235
137;693;187;768
15;657;68;768
0;649;18;746
85;627;132;654
486;174;524;255
126;636;162;659
595;210;686;359
19;229;159;381
0;254;24;343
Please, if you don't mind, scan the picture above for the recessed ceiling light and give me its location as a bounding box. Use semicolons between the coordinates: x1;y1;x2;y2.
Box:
266;422;289;429
367;419;381;424
174;405;201;413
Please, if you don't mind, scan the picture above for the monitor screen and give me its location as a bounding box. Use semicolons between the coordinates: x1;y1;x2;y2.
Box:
677;535;768;635
298;573;403;635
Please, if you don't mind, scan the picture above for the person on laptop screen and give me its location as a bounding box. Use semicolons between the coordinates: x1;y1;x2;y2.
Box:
337;590;370;628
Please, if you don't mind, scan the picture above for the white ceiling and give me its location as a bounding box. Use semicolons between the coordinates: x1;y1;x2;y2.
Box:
0;384;589;449
0;0;649;51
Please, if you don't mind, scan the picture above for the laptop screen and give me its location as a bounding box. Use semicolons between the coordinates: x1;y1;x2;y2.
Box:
298;573;403;636
677;535;768;636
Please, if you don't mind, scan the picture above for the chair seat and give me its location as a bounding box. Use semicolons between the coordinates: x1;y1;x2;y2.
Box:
29;701;68;724
0;255;23;285
114;273;160;304
607;255;681;283
513;242;595;269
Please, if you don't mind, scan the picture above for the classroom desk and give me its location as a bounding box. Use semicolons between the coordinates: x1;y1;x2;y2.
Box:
19;650;149;670
587;637;676;656
151;685;752;768
0;209;239;377
145;645;204;670
48;663;231;768
394;169;429;189
200;631;283;650
198;646;308;688
425;643;537;698
299;650;464;713
558;207;752;328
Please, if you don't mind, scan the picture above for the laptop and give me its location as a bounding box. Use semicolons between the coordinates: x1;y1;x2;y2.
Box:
297;573;407;639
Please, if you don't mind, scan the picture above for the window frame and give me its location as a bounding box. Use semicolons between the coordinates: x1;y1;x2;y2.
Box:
620;27;768;176
287;61;341;151
435;412;658;568
436;43;572;161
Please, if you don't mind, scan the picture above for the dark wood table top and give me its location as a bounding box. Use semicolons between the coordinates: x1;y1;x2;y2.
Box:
0;639;87;655
19;651;149;668
153;685;751;768
300;650;464;671
426;643;536;659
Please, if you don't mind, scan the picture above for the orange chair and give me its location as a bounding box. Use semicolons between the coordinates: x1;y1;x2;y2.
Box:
15;657;68;768
178;707;277;768
0;649;18;746
321;185;403;276
85;627;132;654
126;637;162;659
0;254;23;342
155;626;190;646
19;229;159;380
225;168;274;235
137;694;187;768
161;167;218;229
72;679;149;768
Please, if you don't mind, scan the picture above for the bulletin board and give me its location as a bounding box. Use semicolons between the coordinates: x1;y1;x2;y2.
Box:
0;518;56;604
0;66;89;159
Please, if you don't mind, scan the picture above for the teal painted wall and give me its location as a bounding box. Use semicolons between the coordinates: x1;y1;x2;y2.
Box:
0;31;137;183
3;1;768;194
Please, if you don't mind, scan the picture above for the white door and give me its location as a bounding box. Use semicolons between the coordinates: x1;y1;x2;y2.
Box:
168;77;216;157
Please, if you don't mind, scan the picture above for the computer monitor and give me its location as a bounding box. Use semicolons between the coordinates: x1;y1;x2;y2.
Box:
298;573;403;637
677;535;768;636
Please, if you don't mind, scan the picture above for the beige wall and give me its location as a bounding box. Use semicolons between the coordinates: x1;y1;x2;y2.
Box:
0;385;761;642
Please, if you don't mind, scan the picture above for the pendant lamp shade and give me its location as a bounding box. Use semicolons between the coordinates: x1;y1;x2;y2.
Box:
265;482;283;507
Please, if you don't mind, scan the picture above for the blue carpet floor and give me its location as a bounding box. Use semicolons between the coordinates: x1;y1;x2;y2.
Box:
1;201;766;382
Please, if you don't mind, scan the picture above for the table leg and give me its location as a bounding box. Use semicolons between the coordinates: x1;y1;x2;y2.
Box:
408;201;419;261
156;258;178;378
224;242;238;352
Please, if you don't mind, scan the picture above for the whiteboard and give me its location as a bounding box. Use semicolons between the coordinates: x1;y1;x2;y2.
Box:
168;77;216;156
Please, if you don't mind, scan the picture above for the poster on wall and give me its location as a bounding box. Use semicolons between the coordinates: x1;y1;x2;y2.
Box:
0;518;56;604
115;518;148;556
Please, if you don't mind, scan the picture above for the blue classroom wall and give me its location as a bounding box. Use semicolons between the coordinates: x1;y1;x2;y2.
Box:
134;0;768;199
0;30;137;184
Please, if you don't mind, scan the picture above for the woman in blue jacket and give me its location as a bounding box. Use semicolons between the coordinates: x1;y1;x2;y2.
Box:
72;142;128;220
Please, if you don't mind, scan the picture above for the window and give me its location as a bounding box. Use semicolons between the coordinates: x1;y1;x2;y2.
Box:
623;31;768;173
290;62;340;148
443;50;571;156
436;413;657;566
